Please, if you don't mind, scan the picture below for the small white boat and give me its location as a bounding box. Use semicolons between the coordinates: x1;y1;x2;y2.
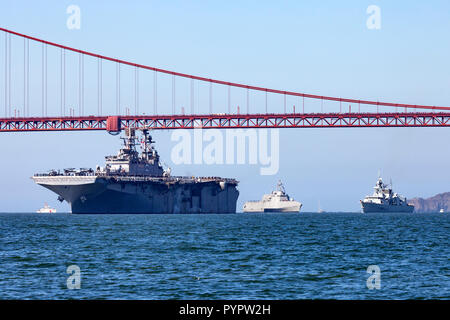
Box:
318;200;325;213
36;203;56;213
439;209;445;213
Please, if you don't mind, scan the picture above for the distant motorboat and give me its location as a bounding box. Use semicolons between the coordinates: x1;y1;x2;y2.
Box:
36;203;56;213
439;209;445;213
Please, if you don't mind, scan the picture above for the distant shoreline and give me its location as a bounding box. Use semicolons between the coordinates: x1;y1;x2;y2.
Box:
409;192;450;213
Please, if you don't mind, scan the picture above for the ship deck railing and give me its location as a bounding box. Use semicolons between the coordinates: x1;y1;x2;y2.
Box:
33;172;238;184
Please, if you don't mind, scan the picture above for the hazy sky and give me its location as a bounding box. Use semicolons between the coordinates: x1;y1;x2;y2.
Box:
0;0;449;212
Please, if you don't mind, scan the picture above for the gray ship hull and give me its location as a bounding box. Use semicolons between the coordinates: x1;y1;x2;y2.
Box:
263;208;300;213
33;176;239;214
361;202;414;213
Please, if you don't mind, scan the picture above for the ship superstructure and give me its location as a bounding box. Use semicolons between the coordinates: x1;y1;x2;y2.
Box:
32;128;239;214
360;177;414;213
243;180;302;213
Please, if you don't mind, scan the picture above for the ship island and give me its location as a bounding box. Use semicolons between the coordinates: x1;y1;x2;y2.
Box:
32;128;239;214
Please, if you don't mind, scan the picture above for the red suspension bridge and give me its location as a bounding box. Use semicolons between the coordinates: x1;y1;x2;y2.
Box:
0;27;449;133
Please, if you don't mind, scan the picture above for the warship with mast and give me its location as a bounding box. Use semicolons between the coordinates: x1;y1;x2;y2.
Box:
243;180;302;213
360;177;414;213
32;128;239;214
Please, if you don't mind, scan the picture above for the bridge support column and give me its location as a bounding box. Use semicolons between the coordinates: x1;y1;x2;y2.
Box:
106;116;121;134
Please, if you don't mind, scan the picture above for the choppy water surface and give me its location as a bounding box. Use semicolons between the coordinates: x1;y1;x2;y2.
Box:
0;212;448;299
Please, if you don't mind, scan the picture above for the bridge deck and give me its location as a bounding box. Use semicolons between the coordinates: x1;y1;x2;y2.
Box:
0;112;449;132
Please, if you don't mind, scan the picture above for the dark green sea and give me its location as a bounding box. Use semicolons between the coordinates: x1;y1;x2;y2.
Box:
0;212;448;299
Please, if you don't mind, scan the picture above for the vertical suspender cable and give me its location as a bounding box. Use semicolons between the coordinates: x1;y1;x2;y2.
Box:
265;90;268;114
97;58;100;115
116;63;120;115
60;48;66;116
26;39;29;116
117;64;119;115
82;54;84;116
209;82;213;114
135;67;139;115
23;38;25;117
60;49;63;116
303;96;305;114
153;71;157;115
134;67;137;114
80;53;84;116
227;85;231;115
100;59;102;115
44;44;47;116
63;49;66;116
98;58;102;115
8;33;11;117
246;88;249;114
42;43;44;116
321;99;324;125
79;54;81;116
4;32;7;117
137;67;139;115
190;78;194;115
119;63;121;115
172;75;175;114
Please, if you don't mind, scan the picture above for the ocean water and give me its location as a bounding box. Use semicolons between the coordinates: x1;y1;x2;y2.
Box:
0;212;448;300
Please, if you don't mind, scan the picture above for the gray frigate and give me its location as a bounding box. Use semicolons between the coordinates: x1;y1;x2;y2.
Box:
32;128;239;214
360;177;414;213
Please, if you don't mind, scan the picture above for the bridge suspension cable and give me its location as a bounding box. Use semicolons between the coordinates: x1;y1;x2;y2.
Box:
1;27;449;113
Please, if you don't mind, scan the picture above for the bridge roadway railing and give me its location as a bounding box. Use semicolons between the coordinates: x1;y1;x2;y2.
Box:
1;112;449;133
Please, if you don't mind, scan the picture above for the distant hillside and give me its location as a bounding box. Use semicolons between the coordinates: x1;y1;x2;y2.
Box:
408;192;450;213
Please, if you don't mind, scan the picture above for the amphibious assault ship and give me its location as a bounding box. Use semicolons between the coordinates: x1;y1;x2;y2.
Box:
243;180;302;213
32;129;239;214
360;177;414;213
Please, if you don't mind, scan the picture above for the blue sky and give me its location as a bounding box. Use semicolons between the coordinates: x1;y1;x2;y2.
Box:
0;0;449;212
